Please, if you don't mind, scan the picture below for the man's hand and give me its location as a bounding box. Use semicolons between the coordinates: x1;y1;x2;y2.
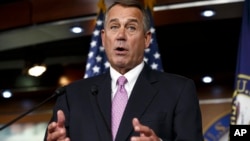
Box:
131;118;161;141
46;110;70;141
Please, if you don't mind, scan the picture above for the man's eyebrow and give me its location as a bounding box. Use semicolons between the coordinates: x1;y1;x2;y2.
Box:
127;19;139;24
108;18;119;24
108;18;139;24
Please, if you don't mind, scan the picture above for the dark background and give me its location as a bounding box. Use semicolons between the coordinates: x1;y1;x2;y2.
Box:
0;0;243;117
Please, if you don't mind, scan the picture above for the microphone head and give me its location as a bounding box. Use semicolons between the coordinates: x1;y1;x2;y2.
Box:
54;86;66;96
91;85;98;96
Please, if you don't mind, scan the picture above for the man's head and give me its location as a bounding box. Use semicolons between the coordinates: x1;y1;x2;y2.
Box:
105;0;151;34
101;0;152;74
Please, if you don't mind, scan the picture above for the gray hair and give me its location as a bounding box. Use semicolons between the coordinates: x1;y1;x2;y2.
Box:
104;0;151;34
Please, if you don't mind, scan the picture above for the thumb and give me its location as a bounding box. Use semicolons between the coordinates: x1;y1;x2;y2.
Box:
132;118;140;131
57;110;66;128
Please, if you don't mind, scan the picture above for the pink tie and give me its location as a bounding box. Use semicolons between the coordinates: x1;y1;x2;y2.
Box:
112;76;128;140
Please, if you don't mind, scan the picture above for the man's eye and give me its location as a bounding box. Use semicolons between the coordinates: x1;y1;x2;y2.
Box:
110;26;118;30
127;26;136;32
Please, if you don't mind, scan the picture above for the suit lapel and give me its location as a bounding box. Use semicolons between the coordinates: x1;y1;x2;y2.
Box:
116;65;158;141
89;73;112;140
97;74;112;130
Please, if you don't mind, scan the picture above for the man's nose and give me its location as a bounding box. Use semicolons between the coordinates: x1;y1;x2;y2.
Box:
117;27;126;38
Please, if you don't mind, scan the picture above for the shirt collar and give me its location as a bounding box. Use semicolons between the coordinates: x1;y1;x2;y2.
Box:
110;62;144;84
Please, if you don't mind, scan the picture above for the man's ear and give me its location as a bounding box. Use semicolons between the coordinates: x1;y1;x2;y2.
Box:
101;29;105;46
145;31;152;49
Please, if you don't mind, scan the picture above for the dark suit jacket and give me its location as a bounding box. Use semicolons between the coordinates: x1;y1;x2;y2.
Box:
46;64;203;141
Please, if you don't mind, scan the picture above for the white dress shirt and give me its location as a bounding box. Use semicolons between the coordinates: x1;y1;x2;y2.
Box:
110;62;144;100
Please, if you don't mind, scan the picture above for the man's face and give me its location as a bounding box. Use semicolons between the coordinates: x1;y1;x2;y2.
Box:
101;4;151;74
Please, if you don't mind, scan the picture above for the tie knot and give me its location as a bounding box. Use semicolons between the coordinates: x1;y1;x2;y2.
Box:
117;76;127;86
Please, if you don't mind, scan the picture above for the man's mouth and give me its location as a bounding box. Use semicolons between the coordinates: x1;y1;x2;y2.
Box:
116;47;126;51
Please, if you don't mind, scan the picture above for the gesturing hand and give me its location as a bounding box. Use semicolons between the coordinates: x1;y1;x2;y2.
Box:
131;118;161;141
46;110;70;141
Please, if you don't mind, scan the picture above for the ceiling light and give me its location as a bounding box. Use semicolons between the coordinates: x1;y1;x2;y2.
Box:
2;90;12;98
202;76;213;83
70;26;83;33
28;65;47;77
201;10;216;17
59;76;71;86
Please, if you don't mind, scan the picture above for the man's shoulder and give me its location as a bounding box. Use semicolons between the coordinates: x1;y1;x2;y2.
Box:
151;70;192;82
143;64;192;83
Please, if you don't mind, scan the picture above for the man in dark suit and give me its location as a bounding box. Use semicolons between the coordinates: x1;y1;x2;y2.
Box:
45;0;204;141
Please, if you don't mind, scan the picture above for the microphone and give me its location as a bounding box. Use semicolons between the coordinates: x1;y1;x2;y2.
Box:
0;86;66;131
91;85;98;96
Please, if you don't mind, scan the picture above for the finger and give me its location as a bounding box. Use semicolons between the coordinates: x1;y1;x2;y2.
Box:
132;118;145;137
132;118;144;136
47;110;68;141
57;110;66;128
47;129;67;141
48;122;57;133
132;118;153;136
131;136;151;141
65;137;71;141
48;126;67;140
132;118;140;131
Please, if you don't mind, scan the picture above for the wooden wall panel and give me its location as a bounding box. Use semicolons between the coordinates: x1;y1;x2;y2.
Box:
31;0;99;23
0;1;31;30
201;102;232;133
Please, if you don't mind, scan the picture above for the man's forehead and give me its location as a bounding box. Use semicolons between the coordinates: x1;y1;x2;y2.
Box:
108;5;142;16
107;6;142;21
108;17;139;23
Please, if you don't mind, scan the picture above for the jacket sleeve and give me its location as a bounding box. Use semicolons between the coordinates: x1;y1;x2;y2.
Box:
173;79;203;141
